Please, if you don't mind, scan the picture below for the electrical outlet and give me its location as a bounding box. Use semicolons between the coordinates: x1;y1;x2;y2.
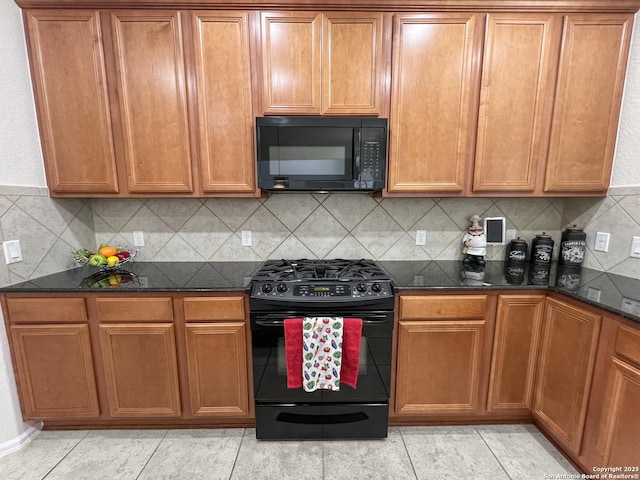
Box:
413;275;424;286
3;240;23;264
587;287;602;303
631;236;640;258
415;230;426;246
621;297;640;316
241;230;252;247
594;232;610;252
133;231;145;247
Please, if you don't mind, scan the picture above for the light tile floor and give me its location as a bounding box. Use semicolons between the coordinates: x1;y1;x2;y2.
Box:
0;424;578;480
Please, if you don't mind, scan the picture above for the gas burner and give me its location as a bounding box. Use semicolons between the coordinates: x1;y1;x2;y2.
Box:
253;259;389;281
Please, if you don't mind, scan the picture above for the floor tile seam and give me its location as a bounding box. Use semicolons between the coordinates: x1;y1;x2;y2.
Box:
40;429;91;480
133;429;170;480
473;425;514;480
397;428;420;480
228;428;247;480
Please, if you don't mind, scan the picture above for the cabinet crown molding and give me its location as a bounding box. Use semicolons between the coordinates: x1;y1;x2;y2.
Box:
13;0;640;13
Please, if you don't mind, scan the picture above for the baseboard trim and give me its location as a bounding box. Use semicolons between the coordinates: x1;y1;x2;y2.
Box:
0;421;42;458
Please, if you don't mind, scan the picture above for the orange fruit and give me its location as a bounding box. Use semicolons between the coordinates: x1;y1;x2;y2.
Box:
99;246;117;258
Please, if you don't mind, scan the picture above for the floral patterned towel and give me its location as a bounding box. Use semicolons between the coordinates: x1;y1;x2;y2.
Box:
302;317;343;392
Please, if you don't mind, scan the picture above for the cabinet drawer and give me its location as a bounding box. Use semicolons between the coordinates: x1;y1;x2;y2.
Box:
614;325;640;367
183;297;245;321
95;297;173;322
399;295;487;320
7;297;87;323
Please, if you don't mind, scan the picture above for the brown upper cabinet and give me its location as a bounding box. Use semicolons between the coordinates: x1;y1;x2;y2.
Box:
260;11;387;115
473;14;561;193
544;14;633;193
192;11;257;194
23;8;259;197
24;10;119;194
387;13;483;194
110;11;194;193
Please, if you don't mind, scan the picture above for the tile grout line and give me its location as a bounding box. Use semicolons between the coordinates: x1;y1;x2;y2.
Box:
228;428;247;480
397;428;420;480
473;425;514;480
134;429;170;480
40;429;91;480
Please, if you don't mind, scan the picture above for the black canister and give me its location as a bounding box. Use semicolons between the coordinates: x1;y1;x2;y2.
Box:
555;265;582;292
530;232;554;265
504;262;525;285
528;263;551;286
506;237;528;263
559;225;587;267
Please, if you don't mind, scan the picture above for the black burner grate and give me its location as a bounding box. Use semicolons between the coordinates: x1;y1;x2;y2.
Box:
252;259;388;281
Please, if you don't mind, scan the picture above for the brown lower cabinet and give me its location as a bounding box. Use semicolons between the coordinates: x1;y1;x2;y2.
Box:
99;323;181;417
2;293;251;425
532;296;601;456
394;294;492;416
9;323;99;419
487;294;545;414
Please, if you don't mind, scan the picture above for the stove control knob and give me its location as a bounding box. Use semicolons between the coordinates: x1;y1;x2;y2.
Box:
371;282;382;293
261;283;273;293
356;283;367;293
277;283;288;293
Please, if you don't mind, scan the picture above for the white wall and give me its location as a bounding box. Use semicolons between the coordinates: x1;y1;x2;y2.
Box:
0;0;43;448
612;12;640;187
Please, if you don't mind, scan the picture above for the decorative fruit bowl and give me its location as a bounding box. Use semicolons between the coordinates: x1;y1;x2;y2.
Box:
73;245;138;272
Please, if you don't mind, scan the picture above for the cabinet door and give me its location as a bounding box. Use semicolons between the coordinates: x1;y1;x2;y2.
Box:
261;12;321;114
595;358;640;466
185;323;249;416
544;14;633;193
10;324;99;419
99;323;181;417
395;320;486;415
473;14;561;193
192;12;256;194
388;13;482;194
322;13;384;115
111;11;194;193
488;294;545;413
533;297;601;454
24;10;118;194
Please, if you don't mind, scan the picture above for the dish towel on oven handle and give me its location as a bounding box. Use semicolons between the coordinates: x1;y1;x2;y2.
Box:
284;317;362;391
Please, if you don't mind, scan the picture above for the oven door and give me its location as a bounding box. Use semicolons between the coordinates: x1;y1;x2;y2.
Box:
251;311;393;406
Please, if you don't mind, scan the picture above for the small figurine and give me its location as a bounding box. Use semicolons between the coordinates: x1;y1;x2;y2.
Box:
462;214;486;270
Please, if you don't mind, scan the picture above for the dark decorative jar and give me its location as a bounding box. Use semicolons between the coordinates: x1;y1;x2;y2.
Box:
530;232;554;266
559;225;586;267
506;237;528;263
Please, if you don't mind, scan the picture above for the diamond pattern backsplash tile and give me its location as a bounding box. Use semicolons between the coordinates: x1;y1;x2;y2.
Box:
1;189;640;287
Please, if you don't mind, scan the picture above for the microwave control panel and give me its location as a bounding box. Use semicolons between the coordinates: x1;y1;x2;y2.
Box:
360;127;386;181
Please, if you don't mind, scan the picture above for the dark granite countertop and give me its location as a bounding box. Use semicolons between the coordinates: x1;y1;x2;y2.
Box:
1;260;638;324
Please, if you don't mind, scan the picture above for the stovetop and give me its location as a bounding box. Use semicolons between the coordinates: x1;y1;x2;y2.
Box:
252;259;390;282
249;259;393;304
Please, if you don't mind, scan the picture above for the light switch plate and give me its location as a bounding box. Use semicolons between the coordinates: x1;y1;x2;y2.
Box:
631;236;640;258
133;231;145;247
3;240;22;264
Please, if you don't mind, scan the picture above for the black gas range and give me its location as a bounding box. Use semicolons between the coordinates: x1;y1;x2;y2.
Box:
248;259;395;440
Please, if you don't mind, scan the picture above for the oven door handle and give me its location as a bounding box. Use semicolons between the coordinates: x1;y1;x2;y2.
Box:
254;314;390;327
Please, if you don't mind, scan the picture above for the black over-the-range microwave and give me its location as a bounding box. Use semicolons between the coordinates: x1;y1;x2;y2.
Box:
256;116;388;192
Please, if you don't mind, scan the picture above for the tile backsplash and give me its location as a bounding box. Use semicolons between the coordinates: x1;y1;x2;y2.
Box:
1;186;639;286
